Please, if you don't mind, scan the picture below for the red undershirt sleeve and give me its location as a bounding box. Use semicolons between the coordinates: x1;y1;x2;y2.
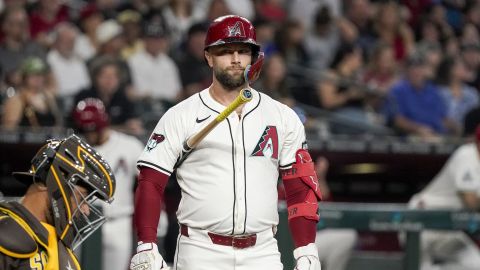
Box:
283;175;317;248
133;166;169;243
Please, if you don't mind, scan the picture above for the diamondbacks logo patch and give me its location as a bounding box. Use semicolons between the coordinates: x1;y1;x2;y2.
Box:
146;133;165;152
252;126;278;159
228;21;246;38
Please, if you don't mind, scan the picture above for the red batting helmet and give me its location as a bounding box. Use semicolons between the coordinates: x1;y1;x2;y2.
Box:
204;15;260;52
72;98;109;132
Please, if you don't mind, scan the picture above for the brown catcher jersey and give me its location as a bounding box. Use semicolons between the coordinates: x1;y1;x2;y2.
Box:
0;201;81;270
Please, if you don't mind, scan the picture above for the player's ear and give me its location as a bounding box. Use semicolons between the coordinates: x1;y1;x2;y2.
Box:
205;50;214;68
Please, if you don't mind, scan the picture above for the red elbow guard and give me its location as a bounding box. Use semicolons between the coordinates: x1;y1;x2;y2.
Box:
281;149;322;221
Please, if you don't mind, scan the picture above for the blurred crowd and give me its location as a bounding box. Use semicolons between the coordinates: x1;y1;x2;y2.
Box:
0;0;480;142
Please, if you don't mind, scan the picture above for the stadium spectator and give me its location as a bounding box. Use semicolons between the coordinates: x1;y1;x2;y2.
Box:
0;6;45;88
362;42;399;125
118;9;144;59
342;0;375;53
162;0;197;49
206;0;231;22
73;56;143;135
252;18;277;57
460;43;480;90
275;19;310;70
174;22;211;99
436;56;479;134
1;57;62;129
74;4;103;61
89;19;132;87
304;5;357;71
255;0;287;24
386;51;456;139
407;125;480;269
128;18;181;103
28;0;70;48
316;43;367;123
288;0;342;31
372;0;415;62
47;23;90;112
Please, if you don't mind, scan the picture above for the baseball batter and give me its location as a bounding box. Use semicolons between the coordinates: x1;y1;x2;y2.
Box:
72;98;144;270
408;126;480;269
129;15;323;270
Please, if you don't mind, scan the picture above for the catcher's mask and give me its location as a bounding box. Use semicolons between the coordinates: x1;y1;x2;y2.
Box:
13;134;116;250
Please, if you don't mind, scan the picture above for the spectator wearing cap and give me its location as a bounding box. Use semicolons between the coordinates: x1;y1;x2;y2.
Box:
0;6;46;88
386;51;456;140
128;19;181;103
75;4;104;60
174;22;211;99
88;19;132;88
118;10;143;59
47;23;91;112
1;57;62;129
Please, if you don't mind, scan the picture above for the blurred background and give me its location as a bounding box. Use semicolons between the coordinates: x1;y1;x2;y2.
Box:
1;0;480;270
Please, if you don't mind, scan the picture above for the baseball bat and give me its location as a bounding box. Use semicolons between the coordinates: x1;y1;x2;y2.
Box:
174;88;253;168
185;88;253;151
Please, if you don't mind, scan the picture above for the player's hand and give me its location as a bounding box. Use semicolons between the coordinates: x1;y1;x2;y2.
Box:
130;242;170;270
293;243;322;270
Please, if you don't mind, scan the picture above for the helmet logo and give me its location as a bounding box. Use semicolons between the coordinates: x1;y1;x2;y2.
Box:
228;21;246;38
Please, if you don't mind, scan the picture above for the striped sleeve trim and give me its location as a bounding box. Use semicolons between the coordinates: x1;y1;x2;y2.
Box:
279;162;295;169
137;160;173;176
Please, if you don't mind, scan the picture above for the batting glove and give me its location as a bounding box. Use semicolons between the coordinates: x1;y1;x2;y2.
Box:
130;242;170;270
293;243;322;270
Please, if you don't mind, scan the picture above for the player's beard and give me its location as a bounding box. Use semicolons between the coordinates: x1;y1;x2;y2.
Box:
214;66;245;91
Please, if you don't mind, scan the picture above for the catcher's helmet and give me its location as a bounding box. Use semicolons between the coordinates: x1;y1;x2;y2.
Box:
204;15;260;53
72;98;109;132
13;135;116;250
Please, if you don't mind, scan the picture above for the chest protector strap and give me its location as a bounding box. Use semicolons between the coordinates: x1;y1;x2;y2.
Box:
281;149;322;221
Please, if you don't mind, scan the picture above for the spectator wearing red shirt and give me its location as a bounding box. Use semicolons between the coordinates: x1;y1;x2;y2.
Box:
28;0;70;48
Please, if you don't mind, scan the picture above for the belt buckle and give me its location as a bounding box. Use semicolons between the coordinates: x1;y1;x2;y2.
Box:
231;234;252;248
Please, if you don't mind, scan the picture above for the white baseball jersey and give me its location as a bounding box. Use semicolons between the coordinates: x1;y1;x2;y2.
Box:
137;88;306;235
95;130;144;218
93;130;144;270
409;143;480;210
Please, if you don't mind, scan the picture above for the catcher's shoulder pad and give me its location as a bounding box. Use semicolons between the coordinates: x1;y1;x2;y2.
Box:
0;213;38;258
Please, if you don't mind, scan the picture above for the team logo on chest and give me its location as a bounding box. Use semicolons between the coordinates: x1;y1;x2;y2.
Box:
146;133;165;152
251;126;278;159
228;21;246;38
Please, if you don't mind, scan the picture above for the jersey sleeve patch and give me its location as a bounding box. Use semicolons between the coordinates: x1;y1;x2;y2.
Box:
0;215;38;258
145;133;165;152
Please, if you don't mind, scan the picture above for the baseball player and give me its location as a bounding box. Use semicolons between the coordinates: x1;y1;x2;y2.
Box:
0;135;116;269
130;15;322;270
72;98;144;270
407;126;480;269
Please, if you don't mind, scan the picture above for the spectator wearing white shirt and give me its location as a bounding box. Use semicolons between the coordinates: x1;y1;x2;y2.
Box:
47;23;90;111
128;18;181;103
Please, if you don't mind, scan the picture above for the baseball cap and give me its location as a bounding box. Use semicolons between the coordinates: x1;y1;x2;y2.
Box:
117;9;141;24
143;19;169;38
96;20;122;44
405;51;427;67
20;57;48;75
